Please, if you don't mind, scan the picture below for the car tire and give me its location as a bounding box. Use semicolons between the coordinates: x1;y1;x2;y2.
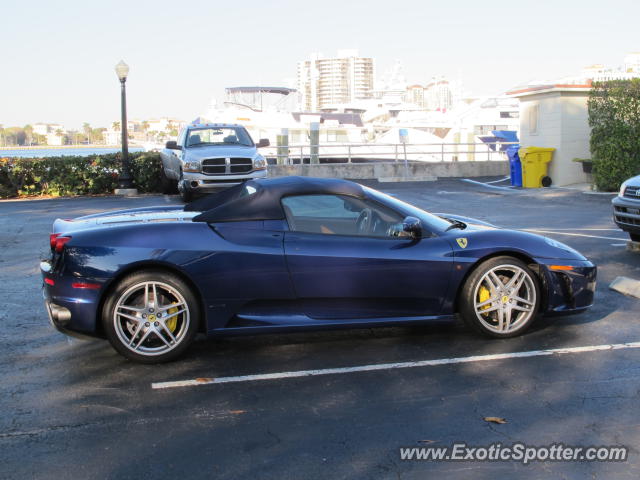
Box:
629;233;640;242
102;270;200;363
159;169;176;194
178;173;193;203
459;256;540;338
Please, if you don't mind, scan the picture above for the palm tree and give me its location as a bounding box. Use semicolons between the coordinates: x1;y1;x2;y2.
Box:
23;125;33;146
141;121;150;141
112;121;121;131
83;123;92;144
55;129;65;145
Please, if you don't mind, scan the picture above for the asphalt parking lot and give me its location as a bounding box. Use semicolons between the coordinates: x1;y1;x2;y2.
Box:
1;176;640;479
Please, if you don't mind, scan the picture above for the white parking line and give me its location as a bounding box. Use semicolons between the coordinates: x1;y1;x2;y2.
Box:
152;341;640;390
522;229;627;242
461;178;514;190
526;228;622;231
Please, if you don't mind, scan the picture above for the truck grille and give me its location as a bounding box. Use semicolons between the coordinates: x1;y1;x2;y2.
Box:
201;158;253;175
624;185;640;199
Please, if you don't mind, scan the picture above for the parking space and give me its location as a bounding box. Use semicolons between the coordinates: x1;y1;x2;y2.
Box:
1;178;640;479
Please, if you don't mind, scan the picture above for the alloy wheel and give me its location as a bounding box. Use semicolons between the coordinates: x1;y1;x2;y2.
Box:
113;281;190;356
472;264;536;333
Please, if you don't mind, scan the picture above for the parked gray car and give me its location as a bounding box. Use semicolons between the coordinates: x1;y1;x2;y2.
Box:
612;174;640;242
160;123;269;202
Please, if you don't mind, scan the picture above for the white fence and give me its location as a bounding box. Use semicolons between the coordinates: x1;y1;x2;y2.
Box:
268;142;519;164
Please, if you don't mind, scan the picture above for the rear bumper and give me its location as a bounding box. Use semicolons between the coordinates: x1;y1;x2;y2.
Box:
41;262;105;339
537;260;597;316
612;196;640;234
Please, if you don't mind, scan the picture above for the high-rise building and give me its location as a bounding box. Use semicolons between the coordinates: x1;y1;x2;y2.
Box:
424;77;453;112
297;50;374;111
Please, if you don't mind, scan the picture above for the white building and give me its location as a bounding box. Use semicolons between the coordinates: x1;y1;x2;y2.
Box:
33;123;65;138
297;50;375;111
624;52;640;74
424;77;453;112
509;83;591;187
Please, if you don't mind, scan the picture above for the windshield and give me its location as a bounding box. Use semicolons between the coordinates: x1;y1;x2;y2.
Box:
364;187;452;233
186;127;253;147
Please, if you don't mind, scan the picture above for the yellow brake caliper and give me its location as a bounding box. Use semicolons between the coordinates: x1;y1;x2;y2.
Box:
166;304;179;332
478;286;491;316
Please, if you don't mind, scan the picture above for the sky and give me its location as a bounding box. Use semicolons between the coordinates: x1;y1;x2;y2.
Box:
1;0;639;130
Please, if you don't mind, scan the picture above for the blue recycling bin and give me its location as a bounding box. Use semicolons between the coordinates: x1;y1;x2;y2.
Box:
506;145;522;187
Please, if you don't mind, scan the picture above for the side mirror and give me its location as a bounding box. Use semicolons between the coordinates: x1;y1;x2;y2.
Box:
166;140;181;150
402;216;422;238
256;138;270;148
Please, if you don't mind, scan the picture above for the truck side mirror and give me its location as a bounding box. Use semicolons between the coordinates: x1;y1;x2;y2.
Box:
256;139;270;148
166;141;181;150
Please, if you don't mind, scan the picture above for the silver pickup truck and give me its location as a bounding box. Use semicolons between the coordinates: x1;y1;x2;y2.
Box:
160;123;269;202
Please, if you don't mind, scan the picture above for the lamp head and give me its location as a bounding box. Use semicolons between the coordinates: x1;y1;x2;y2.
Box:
115;60;129;81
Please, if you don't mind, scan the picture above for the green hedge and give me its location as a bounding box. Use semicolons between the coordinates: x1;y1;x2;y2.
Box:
0;152;163;198
588;79;640;191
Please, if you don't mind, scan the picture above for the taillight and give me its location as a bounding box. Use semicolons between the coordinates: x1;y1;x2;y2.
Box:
49;233;61;249
54;236;72;253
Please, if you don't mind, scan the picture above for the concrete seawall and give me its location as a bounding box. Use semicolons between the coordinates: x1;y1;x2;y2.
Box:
268;161;509;182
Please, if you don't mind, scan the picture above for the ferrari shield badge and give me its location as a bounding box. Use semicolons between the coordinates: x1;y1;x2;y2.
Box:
456;238;468;249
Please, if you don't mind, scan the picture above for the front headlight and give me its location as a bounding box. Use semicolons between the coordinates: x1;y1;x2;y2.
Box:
183;161;200;173
619;180;628;196
253;154;267;170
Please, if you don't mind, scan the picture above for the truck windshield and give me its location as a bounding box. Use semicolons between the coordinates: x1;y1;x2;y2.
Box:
186;127;253;147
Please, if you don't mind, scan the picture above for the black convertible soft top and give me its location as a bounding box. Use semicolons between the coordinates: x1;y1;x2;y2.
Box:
188;176;366;223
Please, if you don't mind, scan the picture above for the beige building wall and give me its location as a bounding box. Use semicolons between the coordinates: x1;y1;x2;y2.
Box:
517;89;591;186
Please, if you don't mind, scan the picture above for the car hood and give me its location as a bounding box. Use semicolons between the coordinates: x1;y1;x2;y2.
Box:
624;174;640;186
183;145;257;160
53;206;198;235
437;213;587;261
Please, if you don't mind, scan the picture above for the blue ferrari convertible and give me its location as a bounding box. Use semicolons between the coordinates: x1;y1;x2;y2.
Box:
41;177;596;363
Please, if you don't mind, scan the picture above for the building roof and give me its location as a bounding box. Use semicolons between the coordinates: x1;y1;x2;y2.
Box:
507;81;592;97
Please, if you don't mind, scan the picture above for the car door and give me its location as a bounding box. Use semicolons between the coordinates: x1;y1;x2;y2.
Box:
168;129;187;179
282;194;453;320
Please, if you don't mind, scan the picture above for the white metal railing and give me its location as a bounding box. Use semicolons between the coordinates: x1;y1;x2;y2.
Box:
269;142;518;164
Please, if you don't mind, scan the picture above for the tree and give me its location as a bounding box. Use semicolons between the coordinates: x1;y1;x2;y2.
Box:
83;123;92;144
589;79;640;191
55;129;66;145
92;128;105;144
112;121;121;131
23;125;33;146
141;121;150;141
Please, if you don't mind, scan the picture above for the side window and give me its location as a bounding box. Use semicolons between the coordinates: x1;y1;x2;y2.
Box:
178;128;187;147
282;195;406;238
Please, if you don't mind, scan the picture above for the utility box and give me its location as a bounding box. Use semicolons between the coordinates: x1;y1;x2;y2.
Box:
519;147;555;188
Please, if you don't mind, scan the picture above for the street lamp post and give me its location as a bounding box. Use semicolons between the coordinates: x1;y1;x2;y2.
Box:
114;60;136;194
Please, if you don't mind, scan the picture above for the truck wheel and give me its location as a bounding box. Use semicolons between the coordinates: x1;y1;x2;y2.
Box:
160;169;175;194
178;173;193;203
